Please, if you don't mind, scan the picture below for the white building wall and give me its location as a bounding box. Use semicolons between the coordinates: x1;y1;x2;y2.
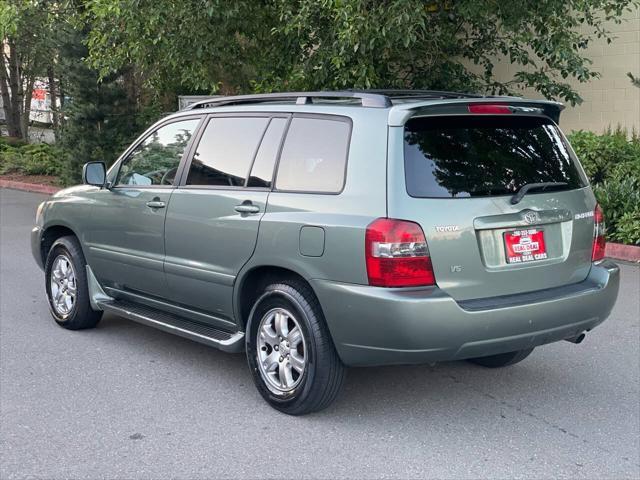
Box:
480;7;640;134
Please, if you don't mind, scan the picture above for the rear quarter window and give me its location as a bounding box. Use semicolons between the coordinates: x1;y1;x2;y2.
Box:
247;117;288;189
404;116;587;198
275;116;351;193
186;117;270;187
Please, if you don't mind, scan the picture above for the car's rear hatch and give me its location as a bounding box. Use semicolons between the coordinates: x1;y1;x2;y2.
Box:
387;102;596;301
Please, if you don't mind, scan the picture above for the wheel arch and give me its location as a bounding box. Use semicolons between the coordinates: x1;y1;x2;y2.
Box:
234;264;322;331
40;224;81;266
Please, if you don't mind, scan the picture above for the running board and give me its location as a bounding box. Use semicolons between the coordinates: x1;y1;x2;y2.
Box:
97;299;245;353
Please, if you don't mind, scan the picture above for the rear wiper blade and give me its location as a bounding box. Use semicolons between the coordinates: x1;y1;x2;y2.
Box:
510;182;568;205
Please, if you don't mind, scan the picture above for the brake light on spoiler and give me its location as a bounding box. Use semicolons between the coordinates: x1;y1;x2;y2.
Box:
468;104;545;115
468;104;512;114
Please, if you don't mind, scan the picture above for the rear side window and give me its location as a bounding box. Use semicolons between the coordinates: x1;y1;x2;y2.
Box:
276;116;351;193
247;117;288;188
404;116;587;198
186;117;269;186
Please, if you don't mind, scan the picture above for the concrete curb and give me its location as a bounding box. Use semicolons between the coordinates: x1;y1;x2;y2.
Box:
605;242;640;263
0;179;60;195
1;180;638;262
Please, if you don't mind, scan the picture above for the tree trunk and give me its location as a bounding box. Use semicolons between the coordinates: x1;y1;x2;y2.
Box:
47;65;60;140
0;56;14;137
21;75;35;140
5;40;24;138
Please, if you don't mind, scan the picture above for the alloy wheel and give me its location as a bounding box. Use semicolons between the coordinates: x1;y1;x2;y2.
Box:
49;255;77;317
256;307;307;394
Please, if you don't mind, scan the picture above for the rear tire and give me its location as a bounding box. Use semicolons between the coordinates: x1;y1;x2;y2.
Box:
44;236;102;330
467;348;534;368
246;279;345;415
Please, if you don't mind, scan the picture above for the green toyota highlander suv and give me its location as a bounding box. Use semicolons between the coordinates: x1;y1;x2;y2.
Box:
32;91;620;415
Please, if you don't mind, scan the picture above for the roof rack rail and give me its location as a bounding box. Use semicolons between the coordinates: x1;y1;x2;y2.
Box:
184;91;393;110
348;88;483;99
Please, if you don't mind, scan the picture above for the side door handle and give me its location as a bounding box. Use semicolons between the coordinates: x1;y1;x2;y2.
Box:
146;200;166;209
234;201;260;214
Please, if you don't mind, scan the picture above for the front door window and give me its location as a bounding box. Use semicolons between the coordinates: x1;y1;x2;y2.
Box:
115;119;200;186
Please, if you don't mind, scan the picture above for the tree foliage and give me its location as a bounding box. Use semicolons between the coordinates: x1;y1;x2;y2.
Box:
567;128;640;244
58;27;141;184
85;0;275;95
84;0;638;104
0;0;59;138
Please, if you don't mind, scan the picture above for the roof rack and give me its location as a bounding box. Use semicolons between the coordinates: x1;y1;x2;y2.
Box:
348;89;483;99
183;89;492;111
185;91;393;110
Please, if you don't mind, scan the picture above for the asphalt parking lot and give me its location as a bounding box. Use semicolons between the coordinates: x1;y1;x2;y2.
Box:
1;187;639;479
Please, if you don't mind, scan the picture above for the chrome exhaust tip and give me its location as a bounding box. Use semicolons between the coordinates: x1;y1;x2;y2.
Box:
565;332;586;344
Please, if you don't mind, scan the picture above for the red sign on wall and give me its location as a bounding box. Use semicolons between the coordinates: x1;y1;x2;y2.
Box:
32;89;46;101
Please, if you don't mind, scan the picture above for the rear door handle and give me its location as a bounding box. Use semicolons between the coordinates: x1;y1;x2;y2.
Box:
234;202;260;214
146;200;166;209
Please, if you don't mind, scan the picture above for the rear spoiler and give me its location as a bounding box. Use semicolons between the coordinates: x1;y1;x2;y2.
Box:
388;98;565;126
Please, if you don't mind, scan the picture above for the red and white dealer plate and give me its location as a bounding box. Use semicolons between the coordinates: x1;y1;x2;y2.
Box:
504;228;548;264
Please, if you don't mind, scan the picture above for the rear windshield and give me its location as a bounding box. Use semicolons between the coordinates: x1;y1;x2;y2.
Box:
404;116;587;198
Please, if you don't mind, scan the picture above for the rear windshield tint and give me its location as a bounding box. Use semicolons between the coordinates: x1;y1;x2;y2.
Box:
404;116;587;198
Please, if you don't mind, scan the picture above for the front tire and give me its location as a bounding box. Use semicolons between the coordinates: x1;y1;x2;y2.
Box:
467;348;534;368
246;279;345;415
44;236;102;330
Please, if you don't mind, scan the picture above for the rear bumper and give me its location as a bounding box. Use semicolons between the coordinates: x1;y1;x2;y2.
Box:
312;260;620;367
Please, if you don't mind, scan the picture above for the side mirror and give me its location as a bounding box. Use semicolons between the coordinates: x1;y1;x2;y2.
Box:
82;161;107;187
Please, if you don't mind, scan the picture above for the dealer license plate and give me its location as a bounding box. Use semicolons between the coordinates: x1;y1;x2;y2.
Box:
504;228;548;264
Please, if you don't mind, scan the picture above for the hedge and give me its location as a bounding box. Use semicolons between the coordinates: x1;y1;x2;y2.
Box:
0;138;65;178
567;128;640;245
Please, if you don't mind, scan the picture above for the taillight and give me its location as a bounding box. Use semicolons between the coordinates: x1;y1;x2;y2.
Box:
365;218;436;287
592;204;606;262
468;104;512;114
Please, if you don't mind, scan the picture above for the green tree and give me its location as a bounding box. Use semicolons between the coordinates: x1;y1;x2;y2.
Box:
264;0;638;104
84;0;638;105
85;0;275;96
58;28;140;184
0;0;59;139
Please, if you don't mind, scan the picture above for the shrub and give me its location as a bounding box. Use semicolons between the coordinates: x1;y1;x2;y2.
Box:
0;136;28;149
21;144;65;175
568;128;640;245
567;127;640;184
0;148;24;174
593;178;640;245
610;160;640;183
0;141;64;176
610;210;640;245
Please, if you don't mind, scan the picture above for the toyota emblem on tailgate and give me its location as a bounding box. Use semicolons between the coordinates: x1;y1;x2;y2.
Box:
523;211;540;224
